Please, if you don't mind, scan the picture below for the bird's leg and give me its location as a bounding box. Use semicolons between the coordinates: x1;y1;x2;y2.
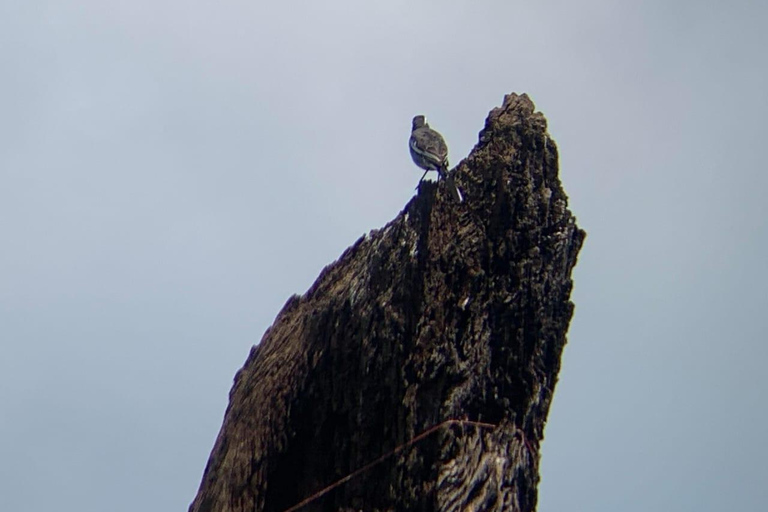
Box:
415;169;430;191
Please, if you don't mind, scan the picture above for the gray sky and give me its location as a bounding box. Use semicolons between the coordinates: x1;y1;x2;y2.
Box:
1;1;766;510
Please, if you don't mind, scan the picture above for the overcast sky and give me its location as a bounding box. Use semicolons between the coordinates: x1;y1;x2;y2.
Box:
1;1;766;511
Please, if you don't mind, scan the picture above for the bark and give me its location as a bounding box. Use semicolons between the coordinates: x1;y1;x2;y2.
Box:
189;93;585;512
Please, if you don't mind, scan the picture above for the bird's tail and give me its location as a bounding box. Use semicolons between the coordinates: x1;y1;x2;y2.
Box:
439;168;463;203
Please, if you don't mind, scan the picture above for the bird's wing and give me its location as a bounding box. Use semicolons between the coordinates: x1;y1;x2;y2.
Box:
412;128;448;167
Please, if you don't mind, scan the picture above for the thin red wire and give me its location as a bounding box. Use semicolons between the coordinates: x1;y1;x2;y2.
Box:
282;419;498;512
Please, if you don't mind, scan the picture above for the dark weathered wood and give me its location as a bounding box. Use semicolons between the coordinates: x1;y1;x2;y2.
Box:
189;93;585;512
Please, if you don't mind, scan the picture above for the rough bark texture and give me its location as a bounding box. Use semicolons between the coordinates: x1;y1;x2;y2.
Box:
189;93;585;512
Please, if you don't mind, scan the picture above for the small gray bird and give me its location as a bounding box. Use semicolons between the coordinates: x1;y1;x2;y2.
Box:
409;115;462;202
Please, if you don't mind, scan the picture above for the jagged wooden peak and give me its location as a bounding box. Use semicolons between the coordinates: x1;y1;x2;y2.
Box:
189;92;584;512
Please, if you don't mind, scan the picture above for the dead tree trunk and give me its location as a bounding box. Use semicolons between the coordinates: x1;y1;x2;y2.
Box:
189;93;585;512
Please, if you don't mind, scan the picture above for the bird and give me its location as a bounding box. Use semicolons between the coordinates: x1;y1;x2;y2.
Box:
409;115;463;202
